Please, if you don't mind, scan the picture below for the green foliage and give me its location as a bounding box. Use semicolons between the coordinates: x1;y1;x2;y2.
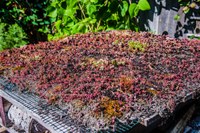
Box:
0;22;28;50
176;0;200;18
138;0;151;10
129;3;138;18
0;0;151;42
0;0;50;43
46;0;151;40
174;14;181;21
188;35;200;40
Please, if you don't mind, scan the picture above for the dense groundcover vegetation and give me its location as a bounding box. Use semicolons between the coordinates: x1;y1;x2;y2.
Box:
0;31;200;131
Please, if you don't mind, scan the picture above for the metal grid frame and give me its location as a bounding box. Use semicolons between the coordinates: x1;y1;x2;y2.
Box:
0;77;84;133
0;77;139;133
0;76;198;132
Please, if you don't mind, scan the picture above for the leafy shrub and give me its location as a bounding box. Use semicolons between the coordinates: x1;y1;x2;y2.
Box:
0;22;28;50
0;0;151;41
46;0;151;40
0;0;50;43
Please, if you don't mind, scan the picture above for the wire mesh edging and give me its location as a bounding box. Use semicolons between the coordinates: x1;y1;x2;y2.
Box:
0;76;84;132
0;76;140;133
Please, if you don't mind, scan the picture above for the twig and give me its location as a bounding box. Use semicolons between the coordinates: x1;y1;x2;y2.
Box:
78;2;92;31
96;19;101;31
128;0;132;4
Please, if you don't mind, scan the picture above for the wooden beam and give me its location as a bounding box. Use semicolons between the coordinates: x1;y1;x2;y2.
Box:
170;105;195;133
0;97;6;126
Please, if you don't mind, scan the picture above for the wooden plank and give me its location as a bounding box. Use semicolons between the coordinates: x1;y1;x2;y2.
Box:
170;105;195;133
0;97;6;126
141;113;161;126
190;17;200;20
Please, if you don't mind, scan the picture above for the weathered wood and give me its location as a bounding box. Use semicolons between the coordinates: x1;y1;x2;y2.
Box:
140;0;198;38
170;104;195;133
141;113;161;127
0;97;6;126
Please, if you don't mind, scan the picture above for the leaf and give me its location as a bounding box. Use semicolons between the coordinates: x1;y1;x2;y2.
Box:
86;4;97;15
63;9;76;20
55;19;62;32
47;34;54;40
137;0;151;11
174;14;180;21
81;18;91;23
134;26;139;32
182;6;190;14
77;23;85;32
72;23;79;33
37;19;43;22
129;3;137;18
32;21;38;25
66;0;78;8
121;1;129;17
50;17;56;23
189;2;197;8
39;22;44;25
91;0;98;3
47;6;57;18
107;13;119;21
118;24;125;29
134;6;140;17
29;15;37;20
44;20;50;25
89;18;97;24
125;17;130;29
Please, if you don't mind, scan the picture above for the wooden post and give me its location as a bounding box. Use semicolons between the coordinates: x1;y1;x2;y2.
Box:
170;105;195;133
0;97;6;126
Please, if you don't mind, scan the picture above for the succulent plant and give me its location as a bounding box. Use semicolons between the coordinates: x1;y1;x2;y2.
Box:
0;30;199;132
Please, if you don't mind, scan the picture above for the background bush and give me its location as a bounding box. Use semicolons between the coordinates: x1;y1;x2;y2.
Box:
46;0;151;40
0;22;28;50
0;0;150;45
0;0;50;43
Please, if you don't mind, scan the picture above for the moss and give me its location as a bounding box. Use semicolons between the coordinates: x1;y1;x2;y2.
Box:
94;96;123;118
12;66;24;71
119;76;133;93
